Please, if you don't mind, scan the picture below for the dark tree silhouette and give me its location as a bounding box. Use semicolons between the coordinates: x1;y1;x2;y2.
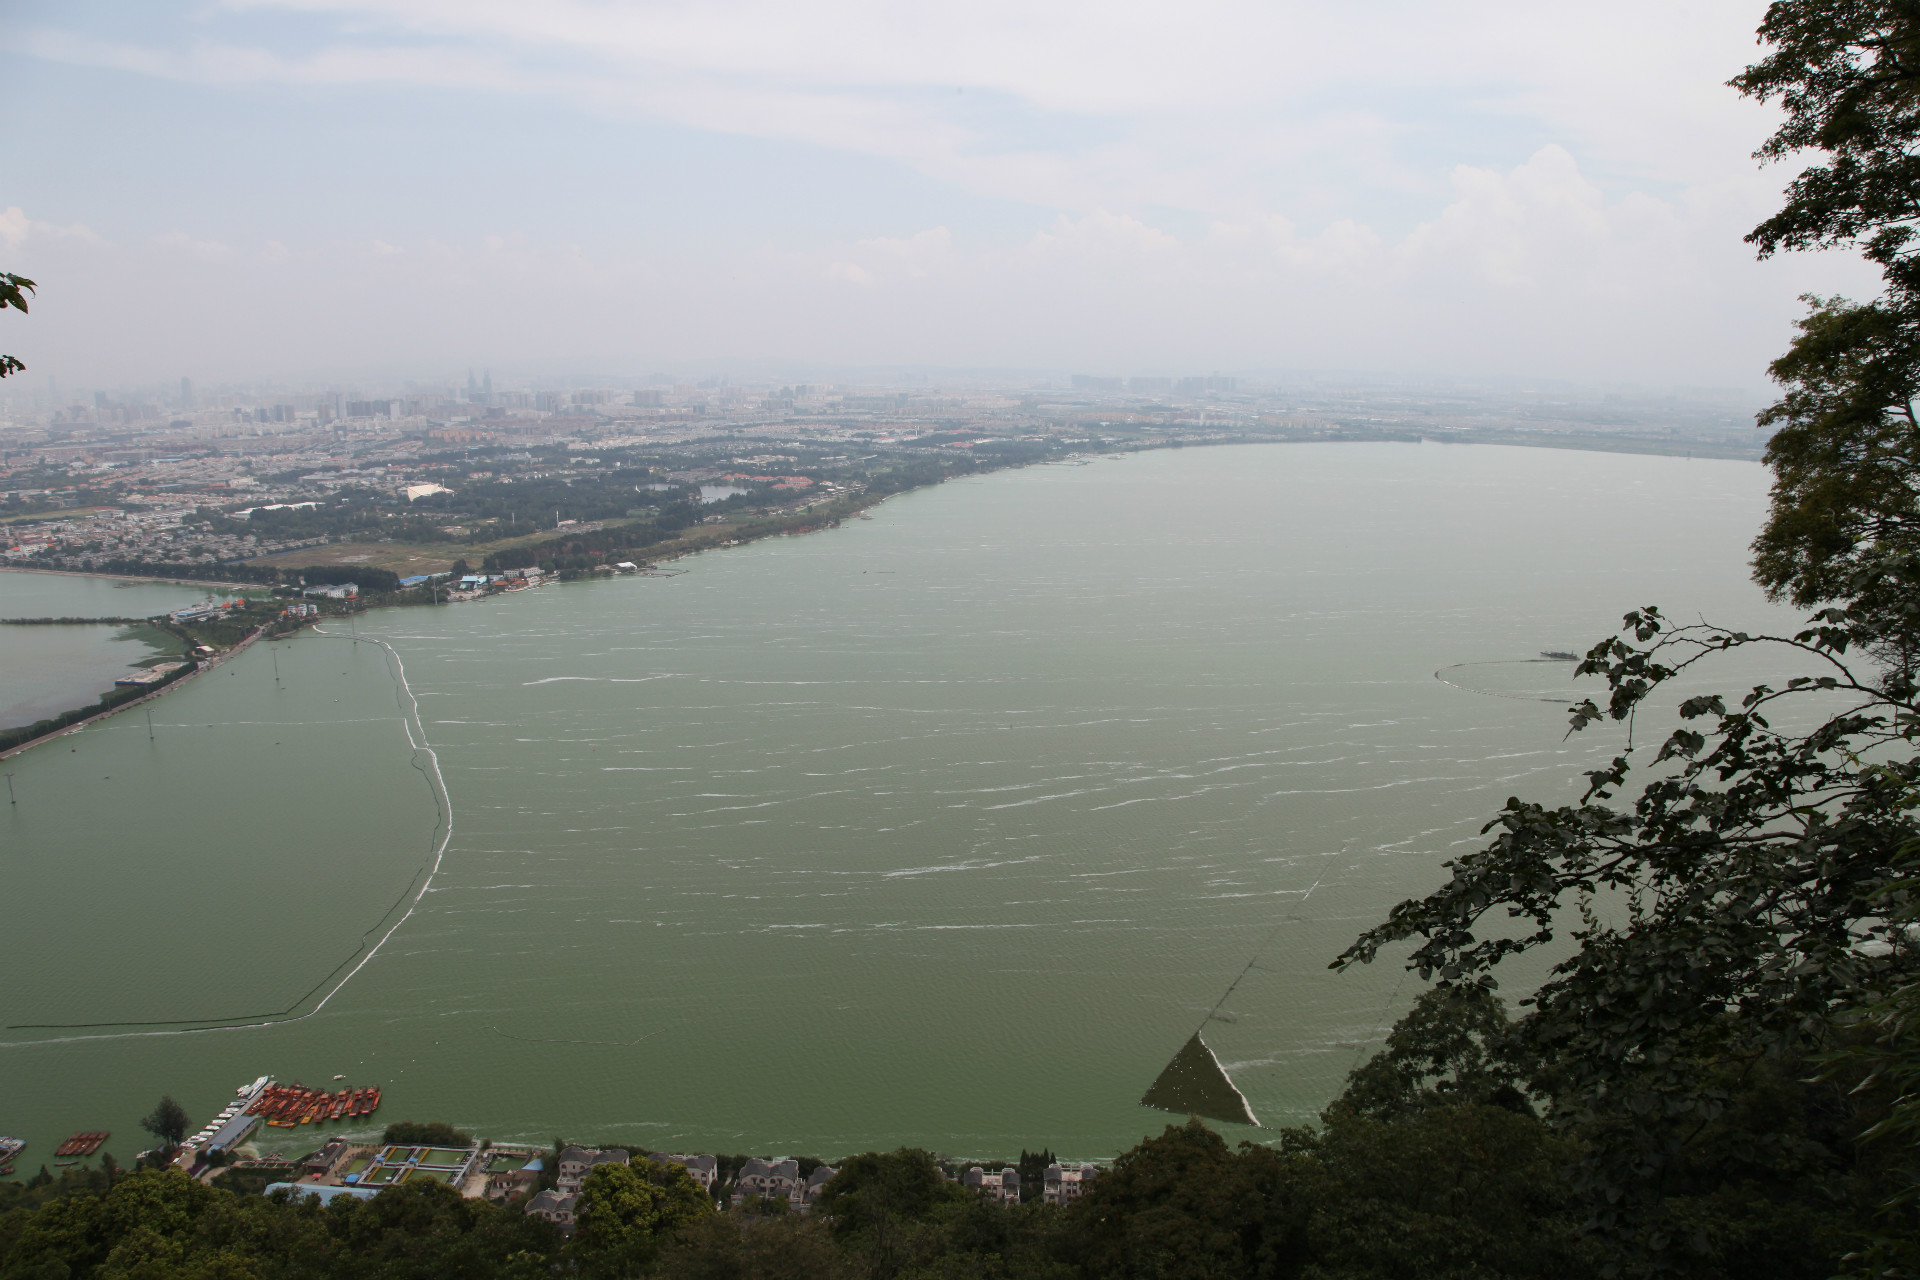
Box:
0;271;31;378
140;1096;190;1150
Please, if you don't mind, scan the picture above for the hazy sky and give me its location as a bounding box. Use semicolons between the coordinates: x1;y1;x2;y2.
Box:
0;0;1885;389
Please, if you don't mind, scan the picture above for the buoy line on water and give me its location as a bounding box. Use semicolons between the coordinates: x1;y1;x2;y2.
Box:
1;628;453;1045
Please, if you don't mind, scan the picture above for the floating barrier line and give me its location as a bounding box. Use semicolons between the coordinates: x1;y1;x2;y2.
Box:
2;628;453;1045
309;630;452;1016
1194;870;1329;1041
6;868;426;1031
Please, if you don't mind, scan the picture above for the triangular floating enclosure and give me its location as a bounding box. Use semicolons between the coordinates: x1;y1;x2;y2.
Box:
1140;1032;1261;1127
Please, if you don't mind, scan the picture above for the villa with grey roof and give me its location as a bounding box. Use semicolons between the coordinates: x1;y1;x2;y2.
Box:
525;1189;577;1232
651;1153;718;1191
555;1146;629;1194
731;1157;799;1208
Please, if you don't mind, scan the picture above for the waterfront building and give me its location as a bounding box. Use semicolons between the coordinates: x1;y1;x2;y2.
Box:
481;1153;542;1202
300;1139;352;1180
651;1153;717;1191
732;1157;799;1206
525;1189;577;1230
793;1164;838;1214
962;1166;1021;1204
555;1146;628;1194
486;1166;539;1202
1043;1163;1100;1207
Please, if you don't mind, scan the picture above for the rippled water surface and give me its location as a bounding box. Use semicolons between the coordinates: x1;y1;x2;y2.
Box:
0;444;1799;1163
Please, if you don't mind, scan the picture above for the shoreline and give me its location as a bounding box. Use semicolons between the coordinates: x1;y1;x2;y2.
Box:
0;481;901;760
0;622;269;763
0;435;1760;761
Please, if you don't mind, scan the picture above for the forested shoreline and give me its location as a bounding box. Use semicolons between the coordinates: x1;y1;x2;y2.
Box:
0;983;1901;1279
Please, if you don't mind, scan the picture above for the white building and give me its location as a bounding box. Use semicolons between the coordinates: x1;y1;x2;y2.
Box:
1043;1163;1100;1207
962;1166;1021;1204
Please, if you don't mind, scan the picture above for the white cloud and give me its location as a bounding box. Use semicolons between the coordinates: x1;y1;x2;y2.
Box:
9;1;1790;217
0;1;1886;386
0;205;105;252
1399;146;1632;290
3;141;1875;387
828;227;955;286
152;230;240;261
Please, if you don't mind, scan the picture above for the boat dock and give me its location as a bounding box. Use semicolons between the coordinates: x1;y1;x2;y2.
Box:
181;1076;271;1159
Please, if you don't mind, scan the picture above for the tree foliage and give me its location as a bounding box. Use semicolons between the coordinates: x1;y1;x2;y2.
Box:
0;1170;561;1279
1335;606;1920;1270
1735;2;1920;658
1295;9;1920;1271
1335;985;1534;1119
1065;1121;1302;1280
139;1097;190;1152
1738;1;1920;277
0;271;31;379
379;1120;470;1146
570;1159;712;1276
812;1148;957;1238
1751;300;1920;660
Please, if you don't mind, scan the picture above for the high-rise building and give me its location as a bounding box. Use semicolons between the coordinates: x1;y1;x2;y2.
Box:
180;376;195;408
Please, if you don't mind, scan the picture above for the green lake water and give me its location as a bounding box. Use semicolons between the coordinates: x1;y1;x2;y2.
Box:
0;443;1803;1166
0;574;224;729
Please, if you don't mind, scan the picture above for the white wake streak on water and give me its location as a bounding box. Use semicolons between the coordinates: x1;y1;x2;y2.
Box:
882;855;1043;878
522;676;669;685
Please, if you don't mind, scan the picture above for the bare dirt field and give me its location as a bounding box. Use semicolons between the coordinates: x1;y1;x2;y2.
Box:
249;542;461;574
